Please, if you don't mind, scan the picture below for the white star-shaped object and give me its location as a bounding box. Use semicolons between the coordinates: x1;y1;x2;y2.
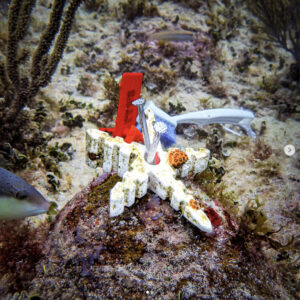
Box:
86;109;212;233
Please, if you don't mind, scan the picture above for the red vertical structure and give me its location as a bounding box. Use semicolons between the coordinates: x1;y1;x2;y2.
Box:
100;73;144;143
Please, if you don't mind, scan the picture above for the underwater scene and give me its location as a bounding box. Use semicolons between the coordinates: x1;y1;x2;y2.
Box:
0;0;299;299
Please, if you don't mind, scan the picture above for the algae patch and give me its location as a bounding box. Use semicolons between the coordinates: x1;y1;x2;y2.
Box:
87;173;122;206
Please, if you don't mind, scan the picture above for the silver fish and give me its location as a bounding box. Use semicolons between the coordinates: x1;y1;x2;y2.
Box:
0;167;49;219
150;30;194;42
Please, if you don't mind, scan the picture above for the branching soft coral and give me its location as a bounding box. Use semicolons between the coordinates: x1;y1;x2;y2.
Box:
0;0;83;164
247;0;300;77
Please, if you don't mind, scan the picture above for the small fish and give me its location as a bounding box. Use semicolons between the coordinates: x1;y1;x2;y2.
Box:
150;30;194;42
0;167;49;219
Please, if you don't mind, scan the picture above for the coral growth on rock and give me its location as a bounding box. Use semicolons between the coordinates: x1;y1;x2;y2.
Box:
168;149;189;168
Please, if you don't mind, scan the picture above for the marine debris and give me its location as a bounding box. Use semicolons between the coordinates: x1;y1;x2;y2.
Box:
139;100;256;148
86;107;213;233
85;72;217;233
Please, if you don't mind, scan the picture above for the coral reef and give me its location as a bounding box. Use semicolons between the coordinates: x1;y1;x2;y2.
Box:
0;0;299;298
247;0;300;76
23;174;296;299
0;0;83;167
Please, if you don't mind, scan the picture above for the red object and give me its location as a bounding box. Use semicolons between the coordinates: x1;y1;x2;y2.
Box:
100;73;144;143
154;153;160;164
204;207;222;227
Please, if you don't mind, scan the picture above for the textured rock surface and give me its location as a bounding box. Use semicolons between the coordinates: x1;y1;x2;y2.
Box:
27;173;296;299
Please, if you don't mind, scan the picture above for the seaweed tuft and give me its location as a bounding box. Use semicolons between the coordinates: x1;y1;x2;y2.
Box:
119;0;159;21
0;220;48;293
83;0;108;12
247;0;300;78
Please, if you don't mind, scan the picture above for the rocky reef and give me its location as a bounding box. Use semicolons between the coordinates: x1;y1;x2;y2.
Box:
12;173;294;299
0;0;299;298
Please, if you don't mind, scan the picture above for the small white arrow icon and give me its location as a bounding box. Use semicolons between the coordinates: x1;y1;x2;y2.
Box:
284;144;295;156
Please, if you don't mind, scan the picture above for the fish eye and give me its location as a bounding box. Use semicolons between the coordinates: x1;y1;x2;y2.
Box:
16;191;28;200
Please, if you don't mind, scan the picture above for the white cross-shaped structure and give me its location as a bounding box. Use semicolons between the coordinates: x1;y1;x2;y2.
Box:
86;109;213;233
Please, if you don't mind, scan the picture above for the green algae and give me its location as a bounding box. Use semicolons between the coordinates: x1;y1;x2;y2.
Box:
119;0;159;21
83;0;109;12
39;142;74;178
77;74;97;96
48;142;74;162
145;65;177;92
39;154;61;176
157;40;176;58
216;185;239;215
194;160;239;215
88;173;122;206
103;74;120;103
46;173;60;192
254;159;281;177
84;174;122;216
168;101;186;114
170;0;203;10
58;97;89;112
46;201;58;222
259;75;281;94
33;101;48;123
206;0;242;44
242;197;274;236
62;112;85;128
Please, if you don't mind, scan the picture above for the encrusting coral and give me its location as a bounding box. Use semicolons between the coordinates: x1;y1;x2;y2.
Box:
0;0;83;166
168;149;189;169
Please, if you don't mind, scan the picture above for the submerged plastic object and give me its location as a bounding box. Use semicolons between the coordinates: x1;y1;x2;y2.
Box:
86;108;213;233
100;73;144;143
138;101;256;148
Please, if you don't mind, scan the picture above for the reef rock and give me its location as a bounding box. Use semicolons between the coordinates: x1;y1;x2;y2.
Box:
29;173;293;299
